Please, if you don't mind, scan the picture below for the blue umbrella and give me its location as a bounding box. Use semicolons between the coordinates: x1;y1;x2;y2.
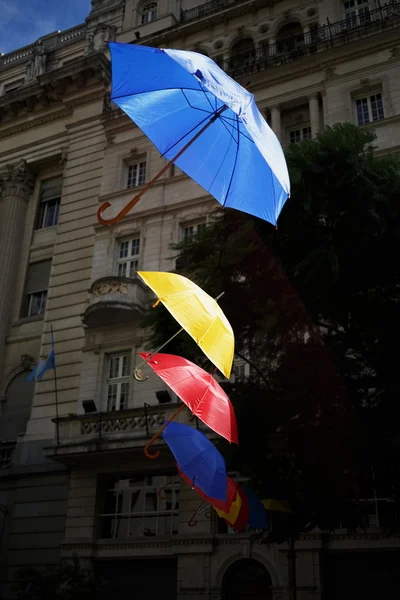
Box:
242;485;267;529
162;421;227;501
98;42;290;227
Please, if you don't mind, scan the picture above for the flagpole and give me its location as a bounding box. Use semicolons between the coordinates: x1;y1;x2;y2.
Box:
51;325;60;446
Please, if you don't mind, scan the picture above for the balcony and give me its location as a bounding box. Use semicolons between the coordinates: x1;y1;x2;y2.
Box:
212;1;400;79
0;24;86;70
181;0;256;22
83;276;148;328
44;402;197;467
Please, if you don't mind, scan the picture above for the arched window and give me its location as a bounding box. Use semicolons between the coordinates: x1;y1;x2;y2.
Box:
222;559;272;600
0;372;34;442
276;22;304;54
141;2;157;25
229;38;255;73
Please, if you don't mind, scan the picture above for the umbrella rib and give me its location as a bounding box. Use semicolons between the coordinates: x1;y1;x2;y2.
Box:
208;126;236;192
111;87;210;101
197;81;220;115
216;115;239;145
220;117;255;144
180;89;215;116
222;114;241;207
160;109;219;159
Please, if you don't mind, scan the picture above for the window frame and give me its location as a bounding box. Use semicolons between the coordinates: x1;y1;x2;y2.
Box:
21;260;52;319
287;125;312;144
27;290;47;318
105;352;131;412
343;0;371;28
354;91;385;126
35;178;62;231
100;474;180;538
181;220;207;241
140;2;158;25
126;160;147;189
116;236;141;279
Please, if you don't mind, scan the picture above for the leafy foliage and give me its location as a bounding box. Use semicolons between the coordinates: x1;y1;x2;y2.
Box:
12;557;108;600
142;124;400;538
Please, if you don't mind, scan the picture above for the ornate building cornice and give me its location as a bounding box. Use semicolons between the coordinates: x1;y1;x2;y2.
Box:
0;53;110;132
0;159;35;200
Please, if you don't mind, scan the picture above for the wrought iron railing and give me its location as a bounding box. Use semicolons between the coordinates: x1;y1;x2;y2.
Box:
216;1;400;79
182;0;247;22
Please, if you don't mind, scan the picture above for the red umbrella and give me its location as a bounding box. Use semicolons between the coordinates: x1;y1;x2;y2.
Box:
138;353;238;449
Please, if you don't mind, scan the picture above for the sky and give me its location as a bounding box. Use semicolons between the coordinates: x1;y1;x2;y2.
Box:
0;0;92;55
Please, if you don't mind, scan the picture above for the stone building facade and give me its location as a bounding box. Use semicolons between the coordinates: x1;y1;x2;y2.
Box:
0;0;399;598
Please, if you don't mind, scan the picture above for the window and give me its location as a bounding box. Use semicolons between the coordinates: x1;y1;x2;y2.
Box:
233;360;250;382
35;177;62;230
182;221;206;241
127;161;146;188
106;353;131;411
288;126;312;144
344;0;371;28
276;23;304;54
101;474;180;538
21;260;52;318
3;79;24;95
355;93;384;125
116;237;140;278
140;2;157;25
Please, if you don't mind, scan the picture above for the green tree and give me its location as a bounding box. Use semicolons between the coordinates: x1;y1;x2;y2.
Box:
12;557;108;600
142;124;400;537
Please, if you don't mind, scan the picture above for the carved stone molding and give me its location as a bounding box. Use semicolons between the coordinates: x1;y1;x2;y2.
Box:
80;410;165;436
20;354;34;370
0;159;35;201
92;279;129;297
85;22;117;55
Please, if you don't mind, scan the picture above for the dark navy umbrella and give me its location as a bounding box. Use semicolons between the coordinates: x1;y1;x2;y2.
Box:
162;421;227;501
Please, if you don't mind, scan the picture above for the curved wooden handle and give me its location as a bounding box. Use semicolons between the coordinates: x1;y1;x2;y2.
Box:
143;403;186;460
97;192;142;226
144;437;161;459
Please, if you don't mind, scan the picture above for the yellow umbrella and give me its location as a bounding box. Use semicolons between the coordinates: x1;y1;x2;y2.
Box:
262;499;292;513
136;271;234;379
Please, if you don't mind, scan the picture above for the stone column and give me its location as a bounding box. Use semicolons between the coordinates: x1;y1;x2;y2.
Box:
0;160;35;380
271;105;282;141
321;90;328;132
309;94;320;138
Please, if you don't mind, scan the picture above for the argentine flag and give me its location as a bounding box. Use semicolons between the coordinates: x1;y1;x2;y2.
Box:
27;332;56;382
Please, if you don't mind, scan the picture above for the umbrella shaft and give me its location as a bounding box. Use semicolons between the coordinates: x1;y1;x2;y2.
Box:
97;105;228;226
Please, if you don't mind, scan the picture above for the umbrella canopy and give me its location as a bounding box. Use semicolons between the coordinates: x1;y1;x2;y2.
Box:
242;485;267;529
138;271;234;378
262;499;292;513
107;42;290;226
178;467;237;514
138;352;238;444
162;421;227;501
